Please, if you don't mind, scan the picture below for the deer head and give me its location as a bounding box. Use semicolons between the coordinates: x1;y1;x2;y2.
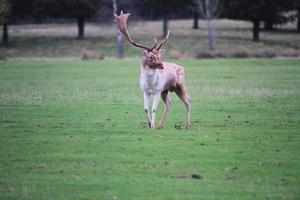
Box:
114;11;170;69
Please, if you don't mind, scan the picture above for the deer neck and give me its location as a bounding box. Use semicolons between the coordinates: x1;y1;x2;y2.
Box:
141;64;159;83
140;63;163;94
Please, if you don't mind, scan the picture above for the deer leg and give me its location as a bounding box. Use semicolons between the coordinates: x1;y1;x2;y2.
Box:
159;91;171;129
143;92;151;128
151;93;161;129
175;86;191;129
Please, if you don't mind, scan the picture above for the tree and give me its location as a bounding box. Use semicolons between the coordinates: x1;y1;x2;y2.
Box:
0;0;10;45
193;10;199;29
297;1;300;32
112;0;124;58
188;0;200;29
222;0;297;41
0;0;36;45
197;0;220;50
263;0;298;31
141;0;172;36
50;0;102;39
134;0;193;36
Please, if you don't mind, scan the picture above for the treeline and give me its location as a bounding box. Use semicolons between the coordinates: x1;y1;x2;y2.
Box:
0;0;299;45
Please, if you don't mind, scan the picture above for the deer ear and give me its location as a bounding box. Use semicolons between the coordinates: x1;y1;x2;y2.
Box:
159;49;165;56
143;51;148;57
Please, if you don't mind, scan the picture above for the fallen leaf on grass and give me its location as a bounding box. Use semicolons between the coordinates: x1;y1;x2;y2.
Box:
174;122;183;129
224;166;238;172
174;124;182;129
275;160;281;167
37;164;47;169
8;187;16;193
69;173;81;180
172;173;203;180
191;174;203;179
224;167;231;172
227;176;238;181
173;174;189;179
140;122;148;128
280;177;287;183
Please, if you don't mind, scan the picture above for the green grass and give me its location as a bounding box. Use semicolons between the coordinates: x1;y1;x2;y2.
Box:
0;58;300;199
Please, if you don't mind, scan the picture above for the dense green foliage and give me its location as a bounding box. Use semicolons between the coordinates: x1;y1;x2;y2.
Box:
2;0;299;44
222;0;298;41
0;58;299;199
1;0;102;42
49;0;102;39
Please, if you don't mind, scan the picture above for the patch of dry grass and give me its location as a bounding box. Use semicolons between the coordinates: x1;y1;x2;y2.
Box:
0;19;299;58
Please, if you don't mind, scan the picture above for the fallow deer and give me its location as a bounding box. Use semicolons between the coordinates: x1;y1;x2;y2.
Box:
114;11;191;129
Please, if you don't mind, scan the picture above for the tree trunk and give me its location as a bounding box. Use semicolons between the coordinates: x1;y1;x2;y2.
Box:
253;20;260;42
162;14;169;36
297;14;300;33
113;0;124;58
116;33;124;58
2;23;8;45
207;19;215;50
77;17;85;39
193;11;199;29
297;7;300;32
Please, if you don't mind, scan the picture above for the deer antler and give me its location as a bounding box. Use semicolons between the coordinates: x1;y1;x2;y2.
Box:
114;11;152;51
154;31;170;50
114;11;170;52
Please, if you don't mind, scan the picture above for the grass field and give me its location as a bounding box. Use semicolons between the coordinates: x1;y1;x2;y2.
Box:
0;58;299;199
1;19;299;58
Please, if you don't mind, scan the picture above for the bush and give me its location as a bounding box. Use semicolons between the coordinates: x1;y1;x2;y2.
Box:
195;50;216;59
231;50;251;58
254;50;277;58
194;49;299;59
214;51;227;58
168;49;183;59
82;50;104;60
281;51;300;58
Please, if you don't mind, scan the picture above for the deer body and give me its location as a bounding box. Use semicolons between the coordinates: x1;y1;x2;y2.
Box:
114;11;191;129
140;60;191;129
140;62;184;94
